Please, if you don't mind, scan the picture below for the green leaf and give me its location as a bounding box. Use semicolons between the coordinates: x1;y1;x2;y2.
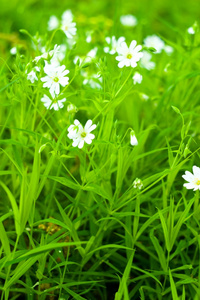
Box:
169;269;179;300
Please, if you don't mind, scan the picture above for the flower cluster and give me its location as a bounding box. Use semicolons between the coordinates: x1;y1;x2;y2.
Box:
133;178;143;190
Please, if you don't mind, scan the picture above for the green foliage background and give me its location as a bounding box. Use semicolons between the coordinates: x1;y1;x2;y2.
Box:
1;0;200;299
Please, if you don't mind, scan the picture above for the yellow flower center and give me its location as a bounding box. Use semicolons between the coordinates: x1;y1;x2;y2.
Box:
54;77;59;82
196;179;200;185
81;132;86;138
65;25;68;31
127;53;132;59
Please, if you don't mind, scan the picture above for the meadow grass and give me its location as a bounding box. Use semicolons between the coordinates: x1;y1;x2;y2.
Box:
1;0;200;299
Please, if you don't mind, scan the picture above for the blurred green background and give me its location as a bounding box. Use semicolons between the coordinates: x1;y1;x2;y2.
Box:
1;0;200;36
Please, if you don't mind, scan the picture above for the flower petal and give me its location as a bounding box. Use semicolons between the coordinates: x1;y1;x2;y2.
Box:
193;166;200;178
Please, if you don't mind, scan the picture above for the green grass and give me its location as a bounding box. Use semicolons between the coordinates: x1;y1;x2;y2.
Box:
1;0;200;299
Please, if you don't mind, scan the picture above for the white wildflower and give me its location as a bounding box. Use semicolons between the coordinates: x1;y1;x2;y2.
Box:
34;44;60;63
51;44;67;64
74;47;97;66
187;27;195;34
133;178;143;190
27;67;40;83
68;119;96;149
86;31;93;43
164;45;174;55
41;62;69;97
140;93;149;101
143;35;165;54
67;104;78;113
182;166;200;191
62;9;73;21
130;130;138;146
41;94;66;110
104;36;125;55
10;47;17;55
139;51;155;70
132;72;143;85
120;15;137;27
48;16;59;31
116;40;143;68
61;9;77;39
82;70;102;89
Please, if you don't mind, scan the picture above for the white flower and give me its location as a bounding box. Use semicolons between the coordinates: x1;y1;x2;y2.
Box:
133;178;143;190
61;10;77;39
82;70;102;89
116;40;143;68
132;72;142;85
67;103;78;113
140;93;149;101
41;94;66;110
139;51;155;70
182;166;200;191
10;47;17;55
130;130;138;146
27;67;40;83
120;15;137;27
187;27;195;34
143;35;165;54
68;119;96;149
74;47;97;66
34;45;60;63
48;16;59;31
86;31;93;43
51;44;67;65
164;45;174;55
104;36;125;55
62;9;73;21
41;62;69;97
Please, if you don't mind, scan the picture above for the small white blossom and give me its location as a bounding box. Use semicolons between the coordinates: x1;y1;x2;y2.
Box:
51;44;67;65
10;47;17;55
67;103;78;113
164;45;174;55
82;70;102;89
116;40;143;68
61;9;77;39
41;62;69;97
34;45;60;63
104;36;125;55
139;51;155;70
143;35;165;54
132;72;143;85
187;27;195;34
86;31;93;43
130;130;138;146
27;67;40;83
48;16;59;31
74;47;97;66
68;119;96;149
41;94;66;110
62;9;73;21
133;178;143;190
182;166;200;191
120;15;137;27
140;93;149;101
